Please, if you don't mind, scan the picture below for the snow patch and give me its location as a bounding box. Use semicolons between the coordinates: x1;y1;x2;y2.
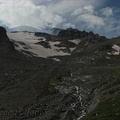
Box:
69;39;81;45
69;47;76;52
52;58;61;62
106;56;110;59
112;45;120;55
49;41;66;50
7;32;70;58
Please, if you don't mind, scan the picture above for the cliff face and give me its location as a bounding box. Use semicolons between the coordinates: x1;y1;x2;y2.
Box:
0;26;15;52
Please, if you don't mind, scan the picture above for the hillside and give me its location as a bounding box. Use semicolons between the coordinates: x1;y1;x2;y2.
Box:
0;26;120;120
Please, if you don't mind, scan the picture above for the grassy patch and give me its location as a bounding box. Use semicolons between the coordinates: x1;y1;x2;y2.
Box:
81;66;120;120
48;77;58;93
81;96;120;120
92;67;120;90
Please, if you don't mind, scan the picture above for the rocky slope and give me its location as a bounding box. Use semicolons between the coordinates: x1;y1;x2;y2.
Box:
0;26;120;120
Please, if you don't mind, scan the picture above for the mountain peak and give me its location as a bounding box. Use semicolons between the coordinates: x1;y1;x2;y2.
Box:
58;28;106;42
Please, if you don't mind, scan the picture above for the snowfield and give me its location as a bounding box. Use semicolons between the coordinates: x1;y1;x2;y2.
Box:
7;32;71;61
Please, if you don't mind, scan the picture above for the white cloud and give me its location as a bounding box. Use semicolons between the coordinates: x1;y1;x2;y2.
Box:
72;5;104;29
0;0;99;29
48;0;99;15
78;14;105;28
72;8;83;16
72;5;94;16
64;23;75;29
0;0;119;38
100;7;113;17
0;0;65;29
83;5;94;14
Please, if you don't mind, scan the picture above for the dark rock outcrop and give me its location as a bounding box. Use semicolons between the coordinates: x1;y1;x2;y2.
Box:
58;28;81;39
58;28;106;42
0;26;15;52
0;26;6;35
36;41;51;48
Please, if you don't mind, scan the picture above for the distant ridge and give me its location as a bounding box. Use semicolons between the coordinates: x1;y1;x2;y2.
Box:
8;25;42;32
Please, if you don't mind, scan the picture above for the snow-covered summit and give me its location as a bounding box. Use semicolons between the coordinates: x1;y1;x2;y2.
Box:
8;25;42;32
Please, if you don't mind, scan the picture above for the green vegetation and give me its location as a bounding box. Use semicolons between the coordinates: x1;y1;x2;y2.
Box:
81;60;120;120
48;77;58;93
81;96;120;120
92;67;120;91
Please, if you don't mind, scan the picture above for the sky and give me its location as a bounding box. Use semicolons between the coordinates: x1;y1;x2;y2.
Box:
0;0;120;38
